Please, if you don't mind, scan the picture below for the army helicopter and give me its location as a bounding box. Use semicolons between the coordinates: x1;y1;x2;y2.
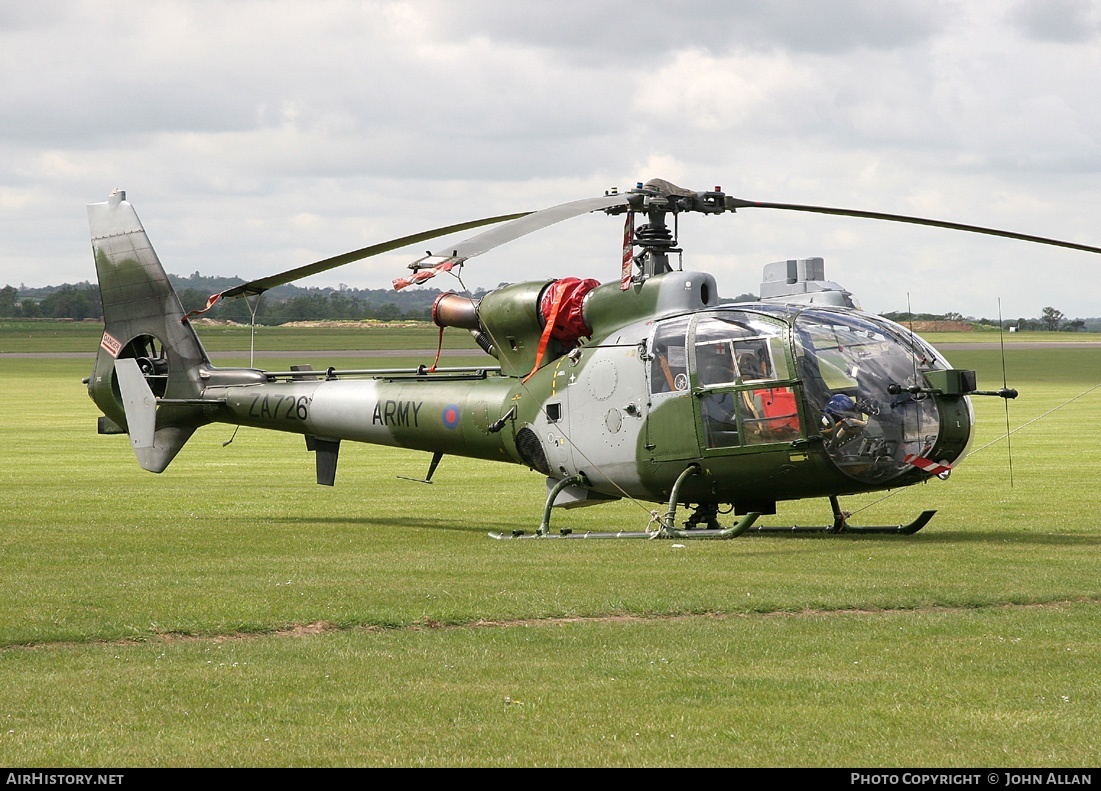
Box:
85;179;1101;540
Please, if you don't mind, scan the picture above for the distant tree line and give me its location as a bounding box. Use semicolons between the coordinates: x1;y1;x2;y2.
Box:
880;307;1092;332
0;283;103;320
1;278;1096;331
1;274;494;325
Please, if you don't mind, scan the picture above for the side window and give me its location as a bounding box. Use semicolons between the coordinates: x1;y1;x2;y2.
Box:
700;392;740;448
693;312;802;449
700;387;802;447
696;340;736;386
732;338;772;382
741;385;801;444
650;317;690;395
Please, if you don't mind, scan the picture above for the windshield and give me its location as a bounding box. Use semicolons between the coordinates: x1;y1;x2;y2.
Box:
794;309;950;483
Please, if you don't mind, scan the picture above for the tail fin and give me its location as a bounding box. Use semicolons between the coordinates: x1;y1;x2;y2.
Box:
87;190;212;472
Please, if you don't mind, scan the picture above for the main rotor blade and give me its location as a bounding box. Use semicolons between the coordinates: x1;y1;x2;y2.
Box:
219;212;531;300
725;197;1101;256
418;193;632;265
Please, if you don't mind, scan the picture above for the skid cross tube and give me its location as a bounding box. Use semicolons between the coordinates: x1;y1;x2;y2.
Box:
489;465;766;540
660;464;701;533
537;475;586;537
657;465;763;539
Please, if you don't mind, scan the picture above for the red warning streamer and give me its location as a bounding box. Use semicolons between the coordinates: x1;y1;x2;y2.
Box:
393;261;456;291
903;454;952;477
428;324;446;373
620;211;635;290
523;285;569;384
182;291;225;323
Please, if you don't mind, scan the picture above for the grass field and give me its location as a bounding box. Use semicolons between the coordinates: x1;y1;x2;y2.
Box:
1;325;1099;767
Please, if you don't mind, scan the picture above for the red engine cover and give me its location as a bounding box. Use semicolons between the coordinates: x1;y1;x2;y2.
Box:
539;277;600;345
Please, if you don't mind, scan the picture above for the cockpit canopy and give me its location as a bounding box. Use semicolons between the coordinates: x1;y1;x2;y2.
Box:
648;305;972;485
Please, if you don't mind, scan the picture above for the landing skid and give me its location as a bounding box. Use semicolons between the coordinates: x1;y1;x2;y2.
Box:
488;511;763;541
488;476;935;540
490;529;665;540
747;496;936;536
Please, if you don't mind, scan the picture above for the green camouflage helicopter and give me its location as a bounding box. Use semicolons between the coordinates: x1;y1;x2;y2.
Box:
85;179;1100;539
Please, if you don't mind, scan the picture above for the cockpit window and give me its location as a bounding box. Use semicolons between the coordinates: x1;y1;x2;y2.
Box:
795;309;951;483
650;316;690;395
693;312;800;448
694;315;790;387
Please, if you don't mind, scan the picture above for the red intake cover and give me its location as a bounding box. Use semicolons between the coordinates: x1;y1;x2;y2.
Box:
540;277;600;345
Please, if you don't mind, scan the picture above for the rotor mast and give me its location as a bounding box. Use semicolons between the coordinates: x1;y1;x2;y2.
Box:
614;179;729;282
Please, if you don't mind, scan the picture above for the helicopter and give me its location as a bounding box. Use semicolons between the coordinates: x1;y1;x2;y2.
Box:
84;179;1101;540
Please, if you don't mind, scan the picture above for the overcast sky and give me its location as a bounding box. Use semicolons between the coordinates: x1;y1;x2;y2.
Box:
3;0;1100;318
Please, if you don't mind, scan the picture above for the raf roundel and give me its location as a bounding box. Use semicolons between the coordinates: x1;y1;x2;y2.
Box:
442;404;461;430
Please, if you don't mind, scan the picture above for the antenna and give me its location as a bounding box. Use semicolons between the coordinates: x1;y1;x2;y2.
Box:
998;298;1014;487
244;294;262;368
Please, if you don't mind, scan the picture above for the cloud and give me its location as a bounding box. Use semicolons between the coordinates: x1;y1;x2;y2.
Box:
2;0;1100;317
425;0;948;55
1009;0;1101;42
